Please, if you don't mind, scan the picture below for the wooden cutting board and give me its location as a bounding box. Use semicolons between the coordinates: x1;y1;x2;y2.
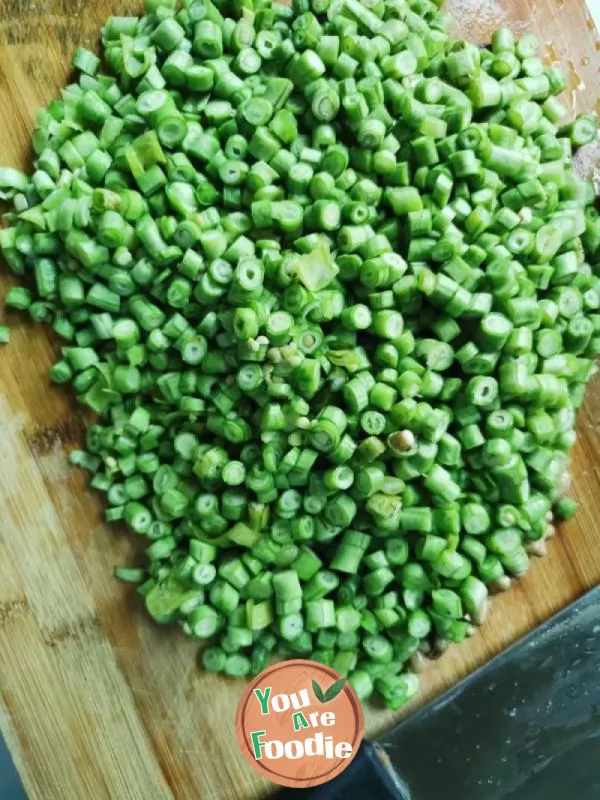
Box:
1;2;600;799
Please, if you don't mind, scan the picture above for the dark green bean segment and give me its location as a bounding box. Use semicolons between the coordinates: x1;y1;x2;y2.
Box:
1;0;594;710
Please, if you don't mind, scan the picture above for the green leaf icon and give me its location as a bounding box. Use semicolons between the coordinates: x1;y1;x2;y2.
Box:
323;677;346;702
312;679;325;703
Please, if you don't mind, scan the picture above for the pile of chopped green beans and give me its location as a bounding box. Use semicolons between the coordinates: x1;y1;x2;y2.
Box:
1;0;598;708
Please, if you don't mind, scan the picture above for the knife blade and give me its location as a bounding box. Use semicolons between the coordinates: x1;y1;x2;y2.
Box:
277;584;600;800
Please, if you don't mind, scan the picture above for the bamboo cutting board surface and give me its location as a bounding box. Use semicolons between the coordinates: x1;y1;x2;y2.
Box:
1;2;600;799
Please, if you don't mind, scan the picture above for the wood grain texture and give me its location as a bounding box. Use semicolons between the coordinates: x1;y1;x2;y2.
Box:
0;2;599;799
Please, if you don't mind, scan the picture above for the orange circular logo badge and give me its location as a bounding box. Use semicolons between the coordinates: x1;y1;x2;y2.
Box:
235;659;364;789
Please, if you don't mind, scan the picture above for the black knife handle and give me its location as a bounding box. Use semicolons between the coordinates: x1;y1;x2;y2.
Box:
274;740;404;800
